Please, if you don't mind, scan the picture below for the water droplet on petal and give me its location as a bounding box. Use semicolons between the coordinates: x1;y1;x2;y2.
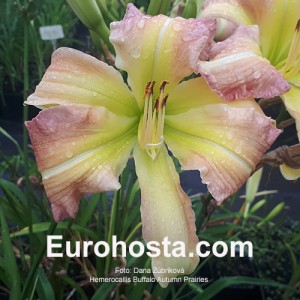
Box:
173;23;181;31
125;19;133;31
65;150;73;158
256;116;264;124
48;120;55;132
137;19;145;29
252;70;261;79
163;48;172;54
227;132;233;141
92;92;97;97
182;29;198;42
131;47;142;59
234;145;242;154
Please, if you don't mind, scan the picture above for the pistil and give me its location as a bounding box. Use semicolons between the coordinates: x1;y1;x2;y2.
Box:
138;80;169;160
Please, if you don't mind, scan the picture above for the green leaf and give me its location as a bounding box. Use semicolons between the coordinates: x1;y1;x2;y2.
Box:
245;168;263;204
182;0;197;18
10;222;98;241
191;276;287;300
61;275;88;300
249;199;266;214
0;127;23;155
257;202;285;227
91;282;116;300
0;207;21;300
147;0;171;15
79;195;101;227
36;268;55;300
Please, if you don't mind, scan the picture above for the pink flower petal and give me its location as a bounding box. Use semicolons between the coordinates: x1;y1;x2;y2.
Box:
26;47;138;116
110;4;215;107
26;105;137;221
196;26;290;101
165;77;281;203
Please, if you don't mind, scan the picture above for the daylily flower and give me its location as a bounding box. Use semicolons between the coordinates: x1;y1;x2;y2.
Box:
25;4;280;286
198;0;300;179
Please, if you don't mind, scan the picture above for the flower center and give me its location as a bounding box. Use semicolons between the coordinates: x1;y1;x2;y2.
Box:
138;80;169;160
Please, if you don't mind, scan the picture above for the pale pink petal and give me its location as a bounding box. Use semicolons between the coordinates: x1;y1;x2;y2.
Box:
196;25;290;101
201;0;269;26
110;4;215;107
26;105;137;221
201;0;300;63
165;78;281;203
25;47;138;116
133;144;199;287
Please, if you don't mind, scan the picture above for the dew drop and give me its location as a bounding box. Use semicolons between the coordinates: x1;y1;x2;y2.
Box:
65;150;73;158
125;19;133;31
256;116;264;124
234;145;242;154
173;23;181;31
227;132;233;141
182;30;198;42
92;91;97;97
48;120;55;132
252;70;261;79
137;19;145;29
163;48;172;54
67;75;72;79
131;47;142;59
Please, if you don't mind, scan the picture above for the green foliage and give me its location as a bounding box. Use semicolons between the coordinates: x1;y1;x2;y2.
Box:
0;0;79;108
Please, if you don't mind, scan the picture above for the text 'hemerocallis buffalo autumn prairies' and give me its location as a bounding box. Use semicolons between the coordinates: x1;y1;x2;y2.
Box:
25;4;283;286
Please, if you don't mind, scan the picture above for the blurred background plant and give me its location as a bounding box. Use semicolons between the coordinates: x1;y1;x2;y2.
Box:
0;0;299;299
0;0;79;120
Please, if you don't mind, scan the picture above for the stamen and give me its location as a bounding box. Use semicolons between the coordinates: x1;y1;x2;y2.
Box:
162;94;169;107
154;98;159;111
296;19;300;32
144;81;151;97
160;80;169;93
138;81;169;160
